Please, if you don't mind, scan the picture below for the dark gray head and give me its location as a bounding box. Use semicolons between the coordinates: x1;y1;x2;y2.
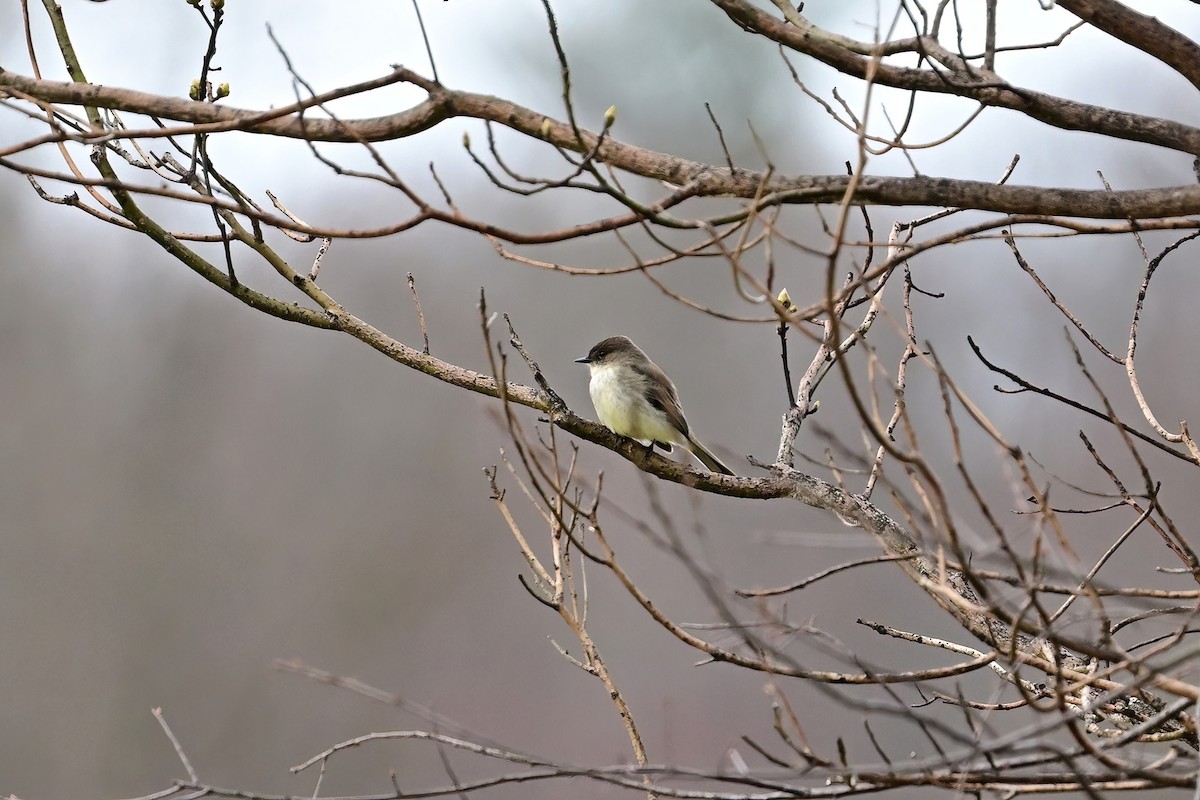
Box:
575;336;648;366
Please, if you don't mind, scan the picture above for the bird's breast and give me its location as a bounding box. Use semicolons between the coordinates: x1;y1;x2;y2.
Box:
588;364;680;445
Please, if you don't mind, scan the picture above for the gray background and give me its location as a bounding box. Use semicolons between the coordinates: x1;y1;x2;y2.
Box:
2;2;1198;797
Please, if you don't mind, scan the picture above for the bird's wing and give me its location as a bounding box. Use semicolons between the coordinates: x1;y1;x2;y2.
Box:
635;360;690;438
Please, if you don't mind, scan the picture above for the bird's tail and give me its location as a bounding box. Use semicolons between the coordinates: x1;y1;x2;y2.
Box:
687;437;734;475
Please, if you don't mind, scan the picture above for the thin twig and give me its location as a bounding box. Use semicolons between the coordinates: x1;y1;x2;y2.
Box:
152;706;199;784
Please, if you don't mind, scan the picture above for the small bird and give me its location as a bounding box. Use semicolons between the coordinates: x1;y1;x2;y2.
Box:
575;336;734;475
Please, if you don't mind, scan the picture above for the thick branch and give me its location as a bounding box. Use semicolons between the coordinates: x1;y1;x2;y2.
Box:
707;0;1200;156
1057;0;1200;92
5;69;1200;219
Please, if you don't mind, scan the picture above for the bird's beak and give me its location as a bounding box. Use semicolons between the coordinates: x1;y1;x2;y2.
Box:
574;356;591;364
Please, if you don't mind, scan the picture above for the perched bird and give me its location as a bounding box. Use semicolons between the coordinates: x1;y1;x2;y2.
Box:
575;336;734;475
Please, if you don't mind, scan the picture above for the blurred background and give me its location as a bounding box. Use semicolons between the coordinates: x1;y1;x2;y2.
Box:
2;2;1199;797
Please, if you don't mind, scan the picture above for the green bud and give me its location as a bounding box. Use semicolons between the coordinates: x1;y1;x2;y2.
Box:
188;79;202;101
603;104;617;128
216;82;231;99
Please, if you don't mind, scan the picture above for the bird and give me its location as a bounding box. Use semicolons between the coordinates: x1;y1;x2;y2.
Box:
575;335;734;475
